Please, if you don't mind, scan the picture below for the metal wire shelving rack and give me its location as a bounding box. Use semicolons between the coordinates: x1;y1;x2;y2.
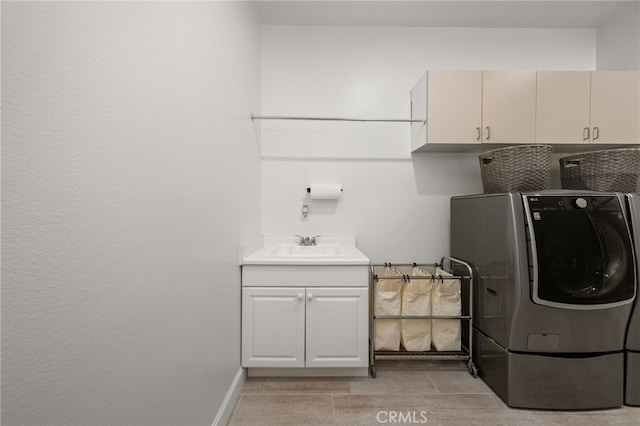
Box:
369;256;477;378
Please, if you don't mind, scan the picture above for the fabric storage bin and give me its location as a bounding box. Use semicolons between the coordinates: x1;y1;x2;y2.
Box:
432;268;461;351
559;147;640;193
374;266;402;351
479;145;553;193
400;266;432;352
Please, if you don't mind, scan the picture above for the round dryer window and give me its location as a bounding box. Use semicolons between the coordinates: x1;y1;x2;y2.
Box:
524;194;636;309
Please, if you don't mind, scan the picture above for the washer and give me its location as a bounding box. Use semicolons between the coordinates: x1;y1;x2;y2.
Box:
625;193;640;406
450;191;636;410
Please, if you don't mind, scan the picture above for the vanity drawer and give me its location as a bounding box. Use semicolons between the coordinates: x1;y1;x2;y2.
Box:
242;265;369;287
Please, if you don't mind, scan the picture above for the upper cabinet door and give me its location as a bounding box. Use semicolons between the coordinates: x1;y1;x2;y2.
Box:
590;71;640;144
426;70;483;144
536;71;591;144
482;71;537;144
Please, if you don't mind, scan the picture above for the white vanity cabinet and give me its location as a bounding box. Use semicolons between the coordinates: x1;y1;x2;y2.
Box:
241;263;370;375
242;286;368;368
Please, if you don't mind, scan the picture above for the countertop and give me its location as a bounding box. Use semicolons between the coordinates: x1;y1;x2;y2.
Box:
241;236;370;266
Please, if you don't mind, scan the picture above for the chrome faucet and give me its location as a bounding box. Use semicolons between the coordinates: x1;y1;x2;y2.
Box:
295;235;321;246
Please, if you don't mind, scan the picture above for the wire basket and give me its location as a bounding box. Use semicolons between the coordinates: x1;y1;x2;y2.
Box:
479;145;553;193
559;147;640;193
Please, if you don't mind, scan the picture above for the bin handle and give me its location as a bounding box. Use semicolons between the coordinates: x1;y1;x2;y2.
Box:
564;159;582;168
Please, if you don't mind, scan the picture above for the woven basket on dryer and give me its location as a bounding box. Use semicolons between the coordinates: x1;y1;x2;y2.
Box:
479;145;553;193
559;147;640;193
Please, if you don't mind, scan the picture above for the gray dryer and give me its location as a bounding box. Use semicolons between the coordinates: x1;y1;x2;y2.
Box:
451;191;636;410
625;193;640;406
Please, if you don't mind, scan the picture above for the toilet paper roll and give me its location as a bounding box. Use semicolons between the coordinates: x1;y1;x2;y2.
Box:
308;184;343;200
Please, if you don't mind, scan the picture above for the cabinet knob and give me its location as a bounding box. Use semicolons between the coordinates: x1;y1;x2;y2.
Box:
297;293;304;300
307;293;314;301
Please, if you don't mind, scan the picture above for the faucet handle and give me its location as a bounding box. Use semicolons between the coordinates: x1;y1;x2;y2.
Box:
310;235;321;245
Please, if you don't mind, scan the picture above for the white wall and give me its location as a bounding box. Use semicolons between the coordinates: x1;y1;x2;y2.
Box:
596;1;640;70
261;26;596;263
2;2;260;425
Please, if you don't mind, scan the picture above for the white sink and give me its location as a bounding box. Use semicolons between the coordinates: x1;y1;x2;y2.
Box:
265;244;347;259
241;236;370;265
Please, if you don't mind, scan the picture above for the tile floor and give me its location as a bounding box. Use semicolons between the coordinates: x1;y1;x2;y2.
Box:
227;360;640;425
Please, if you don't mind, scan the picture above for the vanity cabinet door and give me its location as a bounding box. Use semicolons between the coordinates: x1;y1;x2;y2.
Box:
305;287;368;368
242;287;305;367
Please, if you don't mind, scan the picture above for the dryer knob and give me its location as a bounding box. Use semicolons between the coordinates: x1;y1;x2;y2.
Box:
574;197;588;209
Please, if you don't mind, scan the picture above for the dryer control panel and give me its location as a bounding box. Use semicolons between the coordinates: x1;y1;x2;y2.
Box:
526;195;624;214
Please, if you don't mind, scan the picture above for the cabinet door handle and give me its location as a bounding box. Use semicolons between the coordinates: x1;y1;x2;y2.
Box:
297;293;304;301
475;127;481;141
307;293;314;301
593;127;600;141
583;127;590;141
485;126;491;141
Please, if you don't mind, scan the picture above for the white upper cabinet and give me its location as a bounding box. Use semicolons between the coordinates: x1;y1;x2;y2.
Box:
411;70;536;151
536;71;591;144
421;70;483;146
590;71;640;144
413;69;639;152
537;71;639;145
481;70;537;145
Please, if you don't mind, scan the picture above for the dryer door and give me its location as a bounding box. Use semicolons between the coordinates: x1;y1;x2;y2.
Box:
524;194;635;309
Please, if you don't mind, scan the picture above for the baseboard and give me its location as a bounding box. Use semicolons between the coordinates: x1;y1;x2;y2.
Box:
211;368;245;426
246;367;369;377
